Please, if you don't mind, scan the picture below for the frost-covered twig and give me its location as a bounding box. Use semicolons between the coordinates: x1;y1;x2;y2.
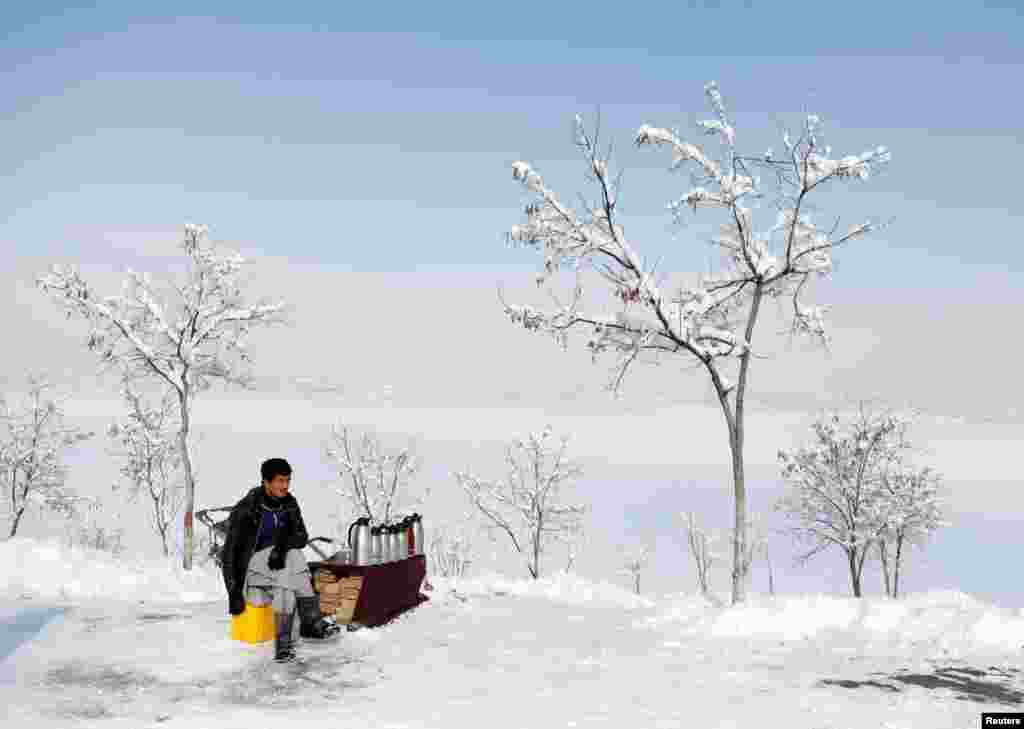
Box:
323;423;428;527
500;81;890;604
0;374;93;538
454;426;588;580
107;381;183;556
37;223;288;569
774;400;938;598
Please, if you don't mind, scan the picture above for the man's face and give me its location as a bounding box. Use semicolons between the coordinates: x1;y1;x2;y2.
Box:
264;474;291;499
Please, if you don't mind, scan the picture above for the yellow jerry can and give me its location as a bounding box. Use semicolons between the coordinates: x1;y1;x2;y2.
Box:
230;602;274;643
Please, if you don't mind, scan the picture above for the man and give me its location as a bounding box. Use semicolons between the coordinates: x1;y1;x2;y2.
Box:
221;457;340;662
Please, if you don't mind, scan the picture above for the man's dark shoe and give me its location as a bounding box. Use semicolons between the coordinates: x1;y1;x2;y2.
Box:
274;608;296;661
306;617;341;639
274;647;297;663
297;596;342;639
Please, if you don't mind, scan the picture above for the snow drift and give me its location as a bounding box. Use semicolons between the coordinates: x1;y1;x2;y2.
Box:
3;538;1023;658
0;538;224;605
429;571;656;610
642;589;1024;652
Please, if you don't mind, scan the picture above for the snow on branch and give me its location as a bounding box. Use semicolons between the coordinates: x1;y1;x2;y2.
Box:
323;423;428;527
774;402;936;597
681;511;728;597
454;425;588;580
873;460;948;598
634;125;723;182
428;509;479;579
107;381;184;557
502;81;888;403
37;224;288;396
0;373;94;537
619;542;653;595
501;81;892;606
37;223;290;570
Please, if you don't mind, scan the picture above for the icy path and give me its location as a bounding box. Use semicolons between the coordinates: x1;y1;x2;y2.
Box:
2;590;1023;728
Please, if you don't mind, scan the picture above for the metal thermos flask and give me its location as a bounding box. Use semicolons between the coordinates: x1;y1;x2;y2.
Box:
370;525;384;564
411;513;425;557
396;519;408;560
402;516;416;558
388;525;400;562
379;524;392;563
347;516;372;565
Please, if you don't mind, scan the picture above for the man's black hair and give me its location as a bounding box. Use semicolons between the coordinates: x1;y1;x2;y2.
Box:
261;458;292;483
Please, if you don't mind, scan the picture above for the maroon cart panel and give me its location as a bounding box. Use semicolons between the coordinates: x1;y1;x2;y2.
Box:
310;554;428;628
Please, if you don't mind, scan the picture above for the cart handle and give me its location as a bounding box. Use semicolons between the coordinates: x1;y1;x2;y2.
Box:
306;536;336;561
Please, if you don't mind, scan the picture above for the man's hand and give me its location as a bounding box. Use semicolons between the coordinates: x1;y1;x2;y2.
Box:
268;545;286;571
229;593;246;616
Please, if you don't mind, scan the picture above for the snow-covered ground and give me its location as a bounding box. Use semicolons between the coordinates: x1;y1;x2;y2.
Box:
3;538;1024;728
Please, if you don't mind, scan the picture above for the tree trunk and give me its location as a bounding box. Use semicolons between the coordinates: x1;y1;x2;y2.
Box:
766;550;775;596
158;520;170;557
148;473;170;558
878;540;892;597
178;388;195;571
8;469;23;538
634;572;640;595
893;533;904;599
696;538;709;595
725;283;763;606
847;549;862;597
8;507;25;538
729;427;748;605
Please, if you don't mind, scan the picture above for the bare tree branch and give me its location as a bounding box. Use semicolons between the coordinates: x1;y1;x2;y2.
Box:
455;426;587;580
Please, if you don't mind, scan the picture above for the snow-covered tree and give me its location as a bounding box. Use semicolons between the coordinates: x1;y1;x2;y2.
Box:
775;402;915;597
501;82;890;604
37;224;288;569
454;425;588;580
323;423;430;527
63;495;125;555
737;511;773;595
763;539;776;596
428;510;477;579
681;511;726;596
107;382;183;557
875;463;947;598
619;542;652;595
0;374;94;538
559;518;588;573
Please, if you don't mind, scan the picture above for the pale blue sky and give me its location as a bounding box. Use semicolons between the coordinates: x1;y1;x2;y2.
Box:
4;2;1023;276
3;2;1023;603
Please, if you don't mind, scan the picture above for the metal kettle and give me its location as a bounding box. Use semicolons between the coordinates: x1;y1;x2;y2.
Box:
396;518;409;560
401;516;415;558
410;513;425;557
378;523;392;563
369;525;384;565
347;516;372;565
388;524;402;562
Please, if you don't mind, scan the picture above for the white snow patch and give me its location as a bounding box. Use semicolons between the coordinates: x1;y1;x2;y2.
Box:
429;570;655;610
642;589;1024;649
3;541;1024;729
0;537;224;605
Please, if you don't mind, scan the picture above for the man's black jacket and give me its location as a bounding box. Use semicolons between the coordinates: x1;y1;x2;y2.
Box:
220;486;310;603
